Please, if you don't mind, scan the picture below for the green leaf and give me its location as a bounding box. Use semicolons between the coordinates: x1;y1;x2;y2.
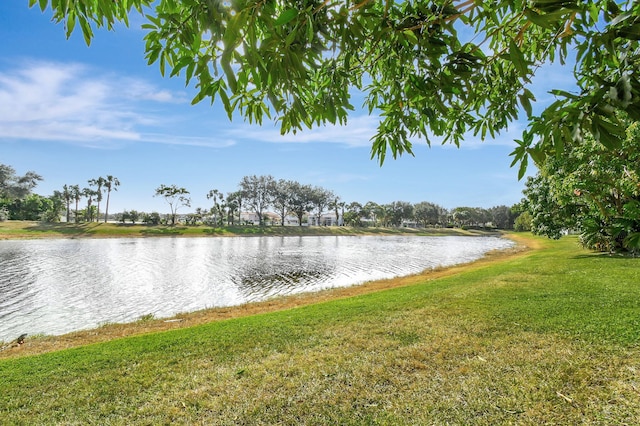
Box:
402;29;418;44
523;7;565;29
595;124;622;150
285;30;297;47
274;9;298;26
519;93;533;116
517;155;529;180
79;17;93;46
66;12;76;38
528;147;546;165
550;89;579;99
221;56;237;93
159;51;166;76
509;40;528;77
191;89;206;105
591;116;623;150
624;232;640;251
219;88;233;120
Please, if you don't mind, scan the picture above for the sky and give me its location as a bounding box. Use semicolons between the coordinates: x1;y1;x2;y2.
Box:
0;2;569;215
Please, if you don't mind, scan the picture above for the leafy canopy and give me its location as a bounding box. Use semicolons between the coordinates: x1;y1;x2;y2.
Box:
524;118;640;253
31;0;640;171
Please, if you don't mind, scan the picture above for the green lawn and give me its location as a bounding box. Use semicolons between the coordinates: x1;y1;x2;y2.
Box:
1;235;639;424
0;220;485;239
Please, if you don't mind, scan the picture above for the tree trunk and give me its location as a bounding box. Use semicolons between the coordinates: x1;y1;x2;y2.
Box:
104;190;111;223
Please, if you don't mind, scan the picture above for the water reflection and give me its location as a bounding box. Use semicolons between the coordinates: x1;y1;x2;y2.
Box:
0;235;513;341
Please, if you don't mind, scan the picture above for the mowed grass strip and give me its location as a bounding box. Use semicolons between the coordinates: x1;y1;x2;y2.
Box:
1;235;639;424
0;220;490;240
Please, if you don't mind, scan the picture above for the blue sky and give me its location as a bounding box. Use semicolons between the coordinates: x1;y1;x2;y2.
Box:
0;2;566;215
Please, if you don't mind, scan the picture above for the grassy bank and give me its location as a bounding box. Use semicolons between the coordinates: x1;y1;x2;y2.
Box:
1;235;639;424
0;220;489;240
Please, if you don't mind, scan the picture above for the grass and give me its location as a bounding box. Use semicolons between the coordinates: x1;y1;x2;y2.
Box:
0;220;493;240
1;234;639;424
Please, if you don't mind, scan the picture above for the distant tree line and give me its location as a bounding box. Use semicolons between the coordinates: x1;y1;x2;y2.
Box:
0;163;121;223
1;164;521;230
149;175;520;230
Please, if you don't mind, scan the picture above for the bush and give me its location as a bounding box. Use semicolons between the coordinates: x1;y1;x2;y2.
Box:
514;212;532;232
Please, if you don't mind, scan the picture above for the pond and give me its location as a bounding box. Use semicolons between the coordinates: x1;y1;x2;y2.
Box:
0;235;514;342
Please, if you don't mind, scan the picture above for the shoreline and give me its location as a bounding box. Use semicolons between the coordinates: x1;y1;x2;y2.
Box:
0;232;537;360
0;220;501;240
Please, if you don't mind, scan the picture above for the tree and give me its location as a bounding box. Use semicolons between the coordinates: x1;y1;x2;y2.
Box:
70;184;81;223
489;205;516;230
82;187;98;222
225;191;242;225
271;179;293;226
239;175;275;226
524;118;640;253
329;197;346;226
61;184;72;223
34;1;640;170
375;204;392;227
310;186;335;226
103;175;120;223
523;174;575;240
414;201;443;228
452;207;491;228
287;182;315;227
143;212;162;225
386;201;414;227
207;189;223;226
0;164;42;200
514;211;533;232
154;184;191;225
363;202;380;227
128;210;140;224
118;210;129;224
45;191;65;222
344;201;364;227
4;194;53;221
88;177;106;222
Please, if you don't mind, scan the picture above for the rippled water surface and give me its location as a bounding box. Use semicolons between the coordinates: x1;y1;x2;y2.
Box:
0;235;513;341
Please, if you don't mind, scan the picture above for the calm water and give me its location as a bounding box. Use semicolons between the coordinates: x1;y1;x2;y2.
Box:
0;235;513;341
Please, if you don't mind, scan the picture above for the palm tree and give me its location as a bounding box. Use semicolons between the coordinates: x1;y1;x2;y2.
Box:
82;188;98;222
103;175;120;223
62;184;72;223
88;177;105;222
70;185;81;223
207;189;223;226
329;197;346;226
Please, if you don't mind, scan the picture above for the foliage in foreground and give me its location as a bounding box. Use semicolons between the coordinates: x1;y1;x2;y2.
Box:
1;235;639;424
30;1;640;171
524;119;640;253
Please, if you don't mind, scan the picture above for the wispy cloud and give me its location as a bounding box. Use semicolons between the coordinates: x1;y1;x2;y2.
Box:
226;110;526;151
433;121;525;150
226;115;380;148
0;60;226;148
0;59;533;151
139;133;236;148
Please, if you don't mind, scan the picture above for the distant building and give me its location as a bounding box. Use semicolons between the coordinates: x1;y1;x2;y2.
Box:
308;212;343;226
239;211;299;225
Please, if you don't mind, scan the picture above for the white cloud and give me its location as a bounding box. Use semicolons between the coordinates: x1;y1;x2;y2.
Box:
226;110;526;151
0;60;200;148
227;115;380;148
0;59;542;152
140;134;236;148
